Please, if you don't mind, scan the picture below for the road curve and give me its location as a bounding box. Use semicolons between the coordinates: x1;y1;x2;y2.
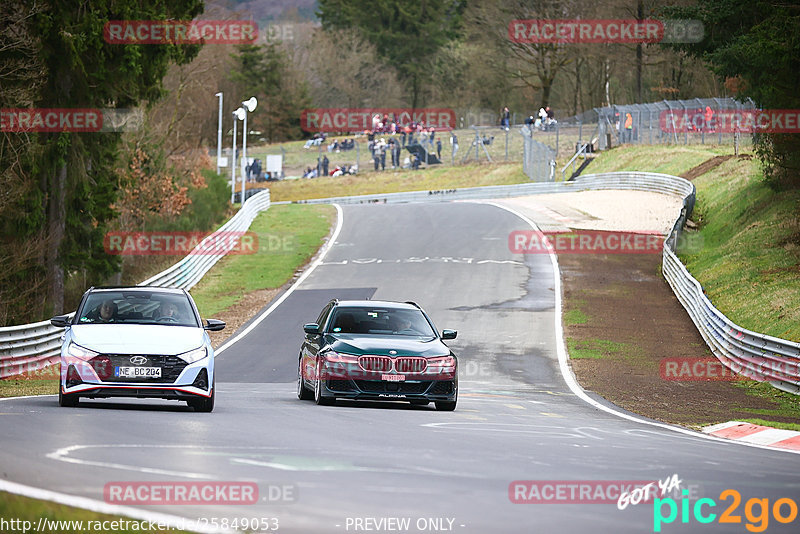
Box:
2;201;799;534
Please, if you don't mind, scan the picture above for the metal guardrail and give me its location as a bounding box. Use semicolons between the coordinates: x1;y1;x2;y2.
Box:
4;176;798;394
0;190;271;379
282;172;693;205
561;141;591;180
140;190;271;288
284;173;800;394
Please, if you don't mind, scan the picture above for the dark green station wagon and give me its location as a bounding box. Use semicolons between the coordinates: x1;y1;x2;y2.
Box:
297;300;458;411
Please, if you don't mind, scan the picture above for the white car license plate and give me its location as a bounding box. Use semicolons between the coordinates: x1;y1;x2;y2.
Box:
382;374;405;382
115;366;162;378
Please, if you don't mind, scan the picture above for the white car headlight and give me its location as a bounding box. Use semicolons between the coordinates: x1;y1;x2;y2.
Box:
179;346;208;364
67;342;98;361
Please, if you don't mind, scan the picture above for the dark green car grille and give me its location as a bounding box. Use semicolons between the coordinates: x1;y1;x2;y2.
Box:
354;380;431;394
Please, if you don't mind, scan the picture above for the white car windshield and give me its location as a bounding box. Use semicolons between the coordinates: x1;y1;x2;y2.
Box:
77;291;199;327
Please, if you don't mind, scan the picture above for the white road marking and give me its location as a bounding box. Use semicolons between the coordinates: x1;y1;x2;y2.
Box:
478;201;800;455
46;444;214;479
319;256;522;266
0;479;235;533
216;203;344;355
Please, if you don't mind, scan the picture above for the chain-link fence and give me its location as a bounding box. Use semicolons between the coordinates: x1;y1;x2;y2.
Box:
520;125;556;181
562;97;757;150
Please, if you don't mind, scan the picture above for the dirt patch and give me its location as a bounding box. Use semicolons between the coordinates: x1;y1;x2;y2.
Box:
206;288;281;348
679;155;734;181
561;252;800;427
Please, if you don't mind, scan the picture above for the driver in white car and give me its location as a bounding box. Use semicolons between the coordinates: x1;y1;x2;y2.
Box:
157;302;180;321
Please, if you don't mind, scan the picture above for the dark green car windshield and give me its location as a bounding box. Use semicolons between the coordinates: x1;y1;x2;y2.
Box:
328;307;435;337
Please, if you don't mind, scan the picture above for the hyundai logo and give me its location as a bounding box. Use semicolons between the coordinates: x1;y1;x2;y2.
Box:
130;355;148;365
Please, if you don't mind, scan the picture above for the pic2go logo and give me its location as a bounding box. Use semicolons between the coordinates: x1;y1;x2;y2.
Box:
653;489;799;532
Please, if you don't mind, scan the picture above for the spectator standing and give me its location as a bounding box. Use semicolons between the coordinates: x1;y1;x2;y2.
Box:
394;140;401;169
373;141;381;171
379;139;386;170
388;139;397;168
322;155;329;176
624;112;633;142
436;138;442;160
501;106;510;130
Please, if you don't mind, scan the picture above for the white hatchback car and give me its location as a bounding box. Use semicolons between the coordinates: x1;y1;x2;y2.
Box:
50;287;224;411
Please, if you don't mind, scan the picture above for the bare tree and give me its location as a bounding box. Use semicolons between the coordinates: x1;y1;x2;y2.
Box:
304;28;405;108
465;0;579;108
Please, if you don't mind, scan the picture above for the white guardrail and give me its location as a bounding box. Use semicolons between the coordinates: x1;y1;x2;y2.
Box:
3;174;799;394
0;190;271;379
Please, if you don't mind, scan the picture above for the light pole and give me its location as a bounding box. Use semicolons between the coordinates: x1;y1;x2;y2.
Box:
215;92;223;174
240;97;258;205
231;107;245;204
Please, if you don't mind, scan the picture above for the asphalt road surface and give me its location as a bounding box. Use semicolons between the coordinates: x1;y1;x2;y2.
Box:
2;202;799;534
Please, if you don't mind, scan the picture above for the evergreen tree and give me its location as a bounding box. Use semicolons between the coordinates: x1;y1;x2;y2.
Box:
2;0;203;318
317;0;466;109
663;0;800;188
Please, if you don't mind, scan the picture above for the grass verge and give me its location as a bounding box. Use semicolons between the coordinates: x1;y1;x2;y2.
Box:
567;338;629;359
0;377;55;398
0;204;335;398
266;161;527;202
0;491;190;533
732;381;800;428
567;143;800;429
190;204;335;317
681;157;800;342
586;143;738;176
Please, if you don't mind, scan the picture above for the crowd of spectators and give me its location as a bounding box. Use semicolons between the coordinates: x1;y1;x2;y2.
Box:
523;106;557;131
303;132;327;149
301;112;462;177
328;138;355;152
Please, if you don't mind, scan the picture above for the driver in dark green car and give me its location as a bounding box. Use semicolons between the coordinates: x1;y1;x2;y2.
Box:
392;315;416;334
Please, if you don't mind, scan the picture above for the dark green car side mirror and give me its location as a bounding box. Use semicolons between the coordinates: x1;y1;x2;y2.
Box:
441;329;457;340
303;323;320;335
